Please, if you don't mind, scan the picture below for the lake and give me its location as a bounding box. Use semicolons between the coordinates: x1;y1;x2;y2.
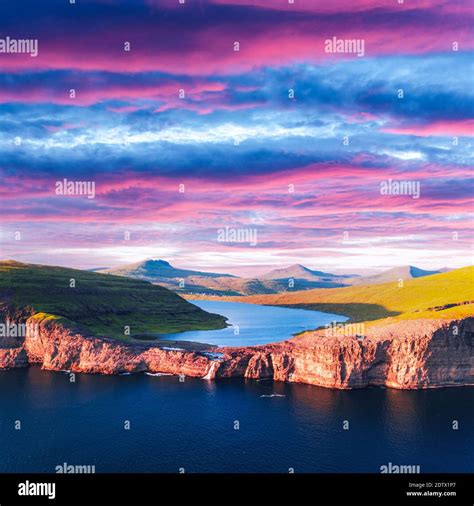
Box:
0;367;472;473
162;300;348;346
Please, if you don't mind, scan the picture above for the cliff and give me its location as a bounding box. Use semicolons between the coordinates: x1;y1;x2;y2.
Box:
0;314;472;389
218;318;474;389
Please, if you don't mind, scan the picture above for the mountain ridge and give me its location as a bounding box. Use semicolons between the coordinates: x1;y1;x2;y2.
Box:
96;259;449;296
99;258;236;280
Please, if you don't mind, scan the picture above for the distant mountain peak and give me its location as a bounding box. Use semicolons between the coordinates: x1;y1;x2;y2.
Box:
98;259;235;281
288;263;311;271
346;265;443;286
260;264;338;281
146;259;171;267
383;265;440;278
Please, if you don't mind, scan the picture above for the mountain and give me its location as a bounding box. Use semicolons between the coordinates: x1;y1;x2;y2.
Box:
99;260;350;294
98;259;235;281
98;259;449;296
0;260;227;339
260;264;339;281
258;263;354;289
346;265;443;286
229;266;474;323
98;259;254;295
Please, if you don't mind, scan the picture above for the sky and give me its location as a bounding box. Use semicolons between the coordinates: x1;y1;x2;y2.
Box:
0;0;472;276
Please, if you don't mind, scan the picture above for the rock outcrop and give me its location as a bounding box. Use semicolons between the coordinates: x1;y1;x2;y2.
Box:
219;318;474;389
0;314;473;389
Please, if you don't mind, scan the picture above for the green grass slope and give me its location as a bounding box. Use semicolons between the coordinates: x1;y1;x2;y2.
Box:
0;261;227;339
231;266;474;323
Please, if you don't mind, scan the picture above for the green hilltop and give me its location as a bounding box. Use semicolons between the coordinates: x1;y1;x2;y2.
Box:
0;261;227;339
232;266;474;324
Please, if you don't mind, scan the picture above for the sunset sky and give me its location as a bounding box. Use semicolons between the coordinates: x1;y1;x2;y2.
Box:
0;0;472;276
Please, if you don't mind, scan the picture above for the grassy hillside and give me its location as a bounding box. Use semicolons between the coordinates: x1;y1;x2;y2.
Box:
0;261;227;339
344;265;442;286
226;266;474;324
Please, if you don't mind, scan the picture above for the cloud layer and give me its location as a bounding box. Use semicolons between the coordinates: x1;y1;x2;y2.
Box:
0;0;472;274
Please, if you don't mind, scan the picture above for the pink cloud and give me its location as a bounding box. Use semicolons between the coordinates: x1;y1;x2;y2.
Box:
0;5;471;75
0;78;229;106
382;119;474;137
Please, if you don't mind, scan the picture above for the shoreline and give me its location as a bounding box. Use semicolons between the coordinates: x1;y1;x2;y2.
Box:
0;312;472;390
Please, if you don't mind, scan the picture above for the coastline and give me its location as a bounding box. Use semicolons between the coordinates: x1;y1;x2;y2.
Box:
1;311;472;390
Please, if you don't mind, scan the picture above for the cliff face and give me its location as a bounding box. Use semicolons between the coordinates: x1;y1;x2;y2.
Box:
17;316;215;377
0;315;472;389
219;318;474;389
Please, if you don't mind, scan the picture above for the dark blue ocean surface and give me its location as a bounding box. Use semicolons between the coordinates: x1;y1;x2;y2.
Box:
162;300;348;346
0;367;472;473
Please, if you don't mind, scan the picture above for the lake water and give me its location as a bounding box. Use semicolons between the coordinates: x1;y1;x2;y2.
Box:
0;367;472;473
162;300;348;346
